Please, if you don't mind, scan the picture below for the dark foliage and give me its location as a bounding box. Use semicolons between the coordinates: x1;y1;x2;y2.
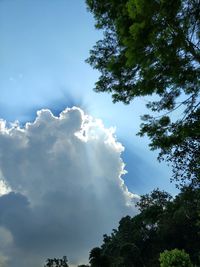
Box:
85;188;200;267
44;256;69;267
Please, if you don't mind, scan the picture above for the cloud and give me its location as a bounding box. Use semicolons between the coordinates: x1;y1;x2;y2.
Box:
0;107;137;266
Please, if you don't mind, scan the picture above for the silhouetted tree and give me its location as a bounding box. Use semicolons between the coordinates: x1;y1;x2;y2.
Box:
86;0;200;186
87;187;200;266
89;247;110;267
44;256;69;267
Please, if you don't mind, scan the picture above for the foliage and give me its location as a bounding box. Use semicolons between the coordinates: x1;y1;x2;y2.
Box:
83;187;200;267
159;249;193;267
86;0;200;186
44;256;69;267
89;247;110;267
136;188;172;212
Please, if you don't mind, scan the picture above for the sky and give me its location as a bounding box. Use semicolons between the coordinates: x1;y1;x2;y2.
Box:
0;0;178;266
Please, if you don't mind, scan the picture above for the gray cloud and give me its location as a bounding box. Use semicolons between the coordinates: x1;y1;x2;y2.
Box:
0;107;137;266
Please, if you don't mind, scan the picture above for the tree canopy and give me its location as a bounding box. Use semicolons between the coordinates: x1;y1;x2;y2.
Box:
86;0;200;186
44;256;69;267
84;187;200;267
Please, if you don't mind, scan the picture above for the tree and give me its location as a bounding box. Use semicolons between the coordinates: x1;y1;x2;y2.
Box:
158;186;200;263
159;249;193;267
120;243;144;266
44;256;69;267
136;188;172;212
89;247;110;267
86;0;200;186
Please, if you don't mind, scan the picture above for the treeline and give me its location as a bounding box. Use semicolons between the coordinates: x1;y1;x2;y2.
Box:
84;187;200;267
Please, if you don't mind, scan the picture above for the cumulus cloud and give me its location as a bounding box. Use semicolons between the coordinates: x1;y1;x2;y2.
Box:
0;107;137;267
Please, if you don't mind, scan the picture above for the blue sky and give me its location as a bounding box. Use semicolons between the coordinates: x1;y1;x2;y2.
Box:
0;0;178;196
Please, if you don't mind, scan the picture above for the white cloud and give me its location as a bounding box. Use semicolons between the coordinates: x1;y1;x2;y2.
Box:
0;107;138;267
